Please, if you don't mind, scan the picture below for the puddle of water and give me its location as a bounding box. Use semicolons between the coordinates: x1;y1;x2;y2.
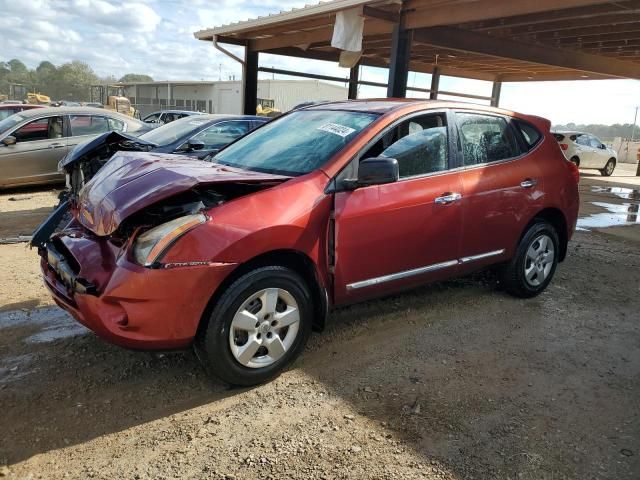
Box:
578;201;640;230
590;186;640;200
0;306;88;343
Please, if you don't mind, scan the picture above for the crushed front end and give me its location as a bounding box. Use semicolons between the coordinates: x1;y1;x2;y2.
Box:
39;152;288;349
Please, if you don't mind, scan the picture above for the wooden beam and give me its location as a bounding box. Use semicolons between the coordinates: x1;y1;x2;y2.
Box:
250;19;393;51
480;12;640;37
468;2;639;30
413;26;640;79
387;20;412;97
363;5;400;23
511;24;640;42
404;0;610;30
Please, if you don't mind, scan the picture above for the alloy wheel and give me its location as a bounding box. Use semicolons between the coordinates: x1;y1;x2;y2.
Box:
229;288;300;369
524;234;555;287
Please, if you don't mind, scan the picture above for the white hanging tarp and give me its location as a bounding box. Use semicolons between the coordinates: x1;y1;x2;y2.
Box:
331;7;364;68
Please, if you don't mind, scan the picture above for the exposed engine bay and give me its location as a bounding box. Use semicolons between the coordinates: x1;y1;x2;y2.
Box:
59;131;157;201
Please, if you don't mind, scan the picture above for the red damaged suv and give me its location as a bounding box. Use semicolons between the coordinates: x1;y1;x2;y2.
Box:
40;100;579;385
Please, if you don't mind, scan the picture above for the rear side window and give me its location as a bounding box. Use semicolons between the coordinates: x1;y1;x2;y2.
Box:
70;115;110;136
456;113;519;166
514;120;542;150
553;133;565;142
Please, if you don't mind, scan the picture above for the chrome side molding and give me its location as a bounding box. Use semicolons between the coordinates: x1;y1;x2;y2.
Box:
459;249;505;264
346;249;505;291
346;260;459;291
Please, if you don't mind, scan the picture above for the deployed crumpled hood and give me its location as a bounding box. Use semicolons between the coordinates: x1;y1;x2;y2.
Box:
77;152;289;236
58;131;156;171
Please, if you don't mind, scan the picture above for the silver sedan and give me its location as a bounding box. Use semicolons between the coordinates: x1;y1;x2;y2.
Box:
0;107;151;188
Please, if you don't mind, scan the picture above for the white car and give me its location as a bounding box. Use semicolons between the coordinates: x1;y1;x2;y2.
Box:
553;131;617;176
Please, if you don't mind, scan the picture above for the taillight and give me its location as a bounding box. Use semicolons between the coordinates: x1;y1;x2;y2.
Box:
560;143;568;151
567;160;580;183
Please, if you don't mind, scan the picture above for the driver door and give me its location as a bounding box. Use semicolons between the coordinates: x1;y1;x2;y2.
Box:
333;111;463;305
0;115;67;187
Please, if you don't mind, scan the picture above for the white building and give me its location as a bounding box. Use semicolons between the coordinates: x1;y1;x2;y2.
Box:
119;80;348;117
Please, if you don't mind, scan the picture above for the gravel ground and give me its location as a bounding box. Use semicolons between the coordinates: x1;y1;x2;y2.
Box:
0;177;639;479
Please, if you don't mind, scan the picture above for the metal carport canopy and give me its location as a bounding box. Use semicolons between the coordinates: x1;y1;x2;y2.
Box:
194;0;640;112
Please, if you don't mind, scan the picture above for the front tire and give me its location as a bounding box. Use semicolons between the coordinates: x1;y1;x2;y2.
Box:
501;221;559;298
601;158;616;176
197;266;313;386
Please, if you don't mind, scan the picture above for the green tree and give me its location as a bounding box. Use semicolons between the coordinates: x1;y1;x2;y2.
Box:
55;61;99;101
118;73;154;83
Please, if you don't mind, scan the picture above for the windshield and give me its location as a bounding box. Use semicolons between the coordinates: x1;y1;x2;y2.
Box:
0;113;26;134
139;116;210;146
214;110;378;176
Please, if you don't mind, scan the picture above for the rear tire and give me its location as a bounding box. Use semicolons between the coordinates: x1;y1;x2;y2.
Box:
601;158;616;176
197;266;313;386
501;220;559;298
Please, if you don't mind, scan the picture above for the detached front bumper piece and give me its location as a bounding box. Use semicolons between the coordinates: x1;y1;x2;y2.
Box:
40;232;237;350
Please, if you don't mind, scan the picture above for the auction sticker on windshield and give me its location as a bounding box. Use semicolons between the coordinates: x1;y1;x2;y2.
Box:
317;123;356;138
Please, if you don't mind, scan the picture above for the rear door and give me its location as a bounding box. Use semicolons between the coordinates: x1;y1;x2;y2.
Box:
588;135;607;169
574;134;595;167
454;112;544;271
333;111;464;304
0;115;66;186
66;114;112;150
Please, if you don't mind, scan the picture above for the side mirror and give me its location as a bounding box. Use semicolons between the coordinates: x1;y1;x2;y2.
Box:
187;139;205;151
2;136;16;146
356;157;399;187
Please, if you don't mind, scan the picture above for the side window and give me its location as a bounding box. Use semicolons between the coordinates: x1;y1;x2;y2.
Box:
357;113;448;179
13;116;63;142
456;113;519;166
144;113;160;122
107;117;126;132
69;115;110;136
514;120;542;150
575;134;589;146
589;136;602;148
190;121;251;150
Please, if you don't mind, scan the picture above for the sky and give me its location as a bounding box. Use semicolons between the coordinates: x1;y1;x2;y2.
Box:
1;0;639;126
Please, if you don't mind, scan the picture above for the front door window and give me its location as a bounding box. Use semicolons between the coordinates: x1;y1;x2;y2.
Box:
13;116;64;142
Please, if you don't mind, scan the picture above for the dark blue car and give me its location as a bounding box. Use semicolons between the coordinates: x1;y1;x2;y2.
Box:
138;114;268;158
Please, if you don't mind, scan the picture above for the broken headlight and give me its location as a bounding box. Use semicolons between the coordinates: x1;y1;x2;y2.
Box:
132;213;207;267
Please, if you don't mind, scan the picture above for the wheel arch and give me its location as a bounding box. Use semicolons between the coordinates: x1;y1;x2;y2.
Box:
570;155;580;167
520;208;569;262
196;249;329;340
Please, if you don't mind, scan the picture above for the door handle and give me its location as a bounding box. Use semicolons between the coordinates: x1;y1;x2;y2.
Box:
520;179;538;189
48;143;65;149
434;192;462;205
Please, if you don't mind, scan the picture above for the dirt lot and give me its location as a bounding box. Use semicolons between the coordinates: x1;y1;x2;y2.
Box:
0;168;639;479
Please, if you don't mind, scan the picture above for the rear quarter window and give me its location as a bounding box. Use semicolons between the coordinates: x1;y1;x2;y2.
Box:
514;120;542;150
553;133;565;142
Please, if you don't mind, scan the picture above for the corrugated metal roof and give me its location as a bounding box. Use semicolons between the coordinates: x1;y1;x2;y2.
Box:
193;0;383;39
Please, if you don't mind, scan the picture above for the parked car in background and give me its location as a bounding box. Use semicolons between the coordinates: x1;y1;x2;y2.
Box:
0;103;45;121
82;102;103;108
138;114;267;157
0;107;151;188
39;100;579;386
553;131;617;176
143;110;204;125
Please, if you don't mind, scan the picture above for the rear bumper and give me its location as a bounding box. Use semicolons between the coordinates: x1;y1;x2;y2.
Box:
40;234;237;350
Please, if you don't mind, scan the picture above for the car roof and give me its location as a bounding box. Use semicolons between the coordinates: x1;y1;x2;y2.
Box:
552;130;589;136
13;106;140;121
304;98;540;119
146;110;204;115
0;104;44;109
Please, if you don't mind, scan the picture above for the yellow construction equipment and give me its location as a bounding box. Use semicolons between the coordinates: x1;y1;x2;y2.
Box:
26;93;51;105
